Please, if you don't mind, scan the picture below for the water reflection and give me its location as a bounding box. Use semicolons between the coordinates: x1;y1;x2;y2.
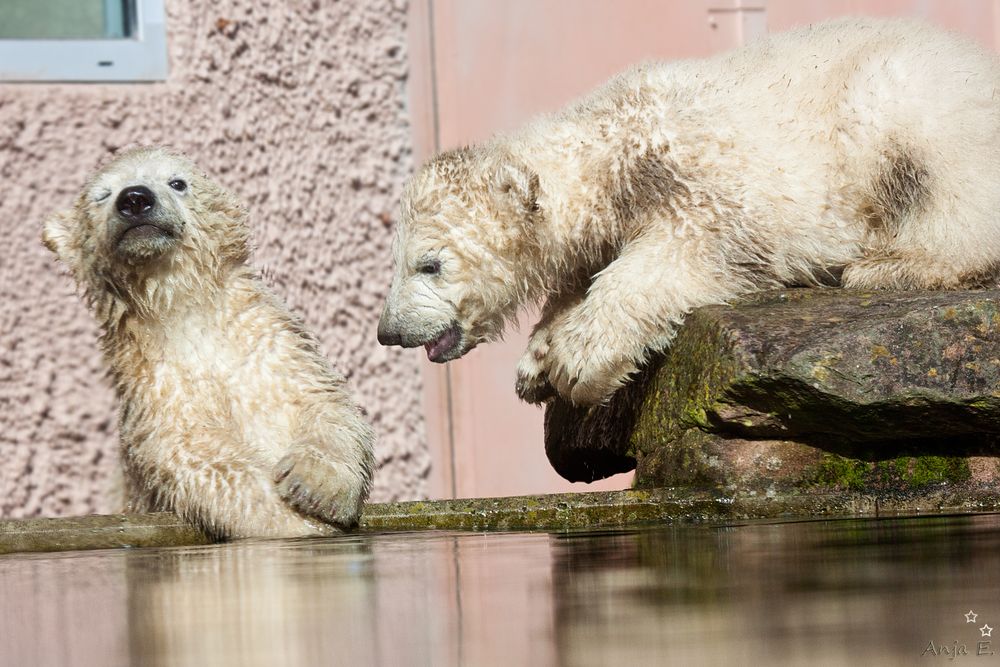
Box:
552;517;1000;665
1;515;998;666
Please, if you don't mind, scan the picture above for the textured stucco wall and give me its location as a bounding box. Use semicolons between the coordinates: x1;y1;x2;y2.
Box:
0;0;428;517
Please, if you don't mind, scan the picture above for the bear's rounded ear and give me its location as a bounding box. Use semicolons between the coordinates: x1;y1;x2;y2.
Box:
42;210;76;263
492;159;540;221
201;176;248;224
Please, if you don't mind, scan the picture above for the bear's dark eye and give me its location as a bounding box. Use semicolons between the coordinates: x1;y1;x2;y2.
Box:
417;259;441;276
169;179;187;192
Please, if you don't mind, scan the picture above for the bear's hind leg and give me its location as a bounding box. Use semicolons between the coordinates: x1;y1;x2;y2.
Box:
842;252;1000;290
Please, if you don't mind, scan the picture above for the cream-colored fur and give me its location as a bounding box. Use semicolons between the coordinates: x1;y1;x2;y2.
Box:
44;147;375;538
378;18;1000;406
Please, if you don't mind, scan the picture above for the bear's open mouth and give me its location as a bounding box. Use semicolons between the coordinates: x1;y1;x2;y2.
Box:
424;323;463;363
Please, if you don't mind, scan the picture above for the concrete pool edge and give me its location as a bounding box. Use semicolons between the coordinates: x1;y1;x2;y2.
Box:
3;486;1000;555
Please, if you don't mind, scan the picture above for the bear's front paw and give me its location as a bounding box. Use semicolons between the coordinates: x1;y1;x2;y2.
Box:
515;339;556;404
545;338;634;406
516;369;556;404
274;448;366;529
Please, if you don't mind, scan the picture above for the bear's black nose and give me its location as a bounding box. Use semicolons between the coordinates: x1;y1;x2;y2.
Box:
377;322;402;347
115;186;156;218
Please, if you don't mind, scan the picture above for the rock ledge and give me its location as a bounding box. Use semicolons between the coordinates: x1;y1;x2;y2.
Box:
546;289;1000;493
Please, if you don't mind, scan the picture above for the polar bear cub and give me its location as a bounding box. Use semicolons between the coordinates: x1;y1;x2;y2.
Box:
378;18;1000;406
44;147;375;538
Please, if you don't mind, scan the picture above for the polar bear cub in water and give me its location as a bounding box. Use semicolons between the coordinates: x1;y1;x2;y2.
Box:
378;18;1000;406
44;147;375;538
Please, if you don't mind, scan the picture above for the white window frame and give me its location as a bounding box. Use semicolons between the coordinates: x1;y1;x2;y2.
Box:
0;0;167;82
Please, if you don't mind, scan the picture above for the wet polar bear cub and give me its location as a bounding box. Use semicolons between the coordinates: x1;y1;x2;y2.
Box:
44;147;375;538
378;18;1000;406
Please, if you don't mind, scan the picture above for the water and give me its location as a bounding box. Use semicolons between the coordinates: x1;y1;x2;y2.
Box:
1;514;999;666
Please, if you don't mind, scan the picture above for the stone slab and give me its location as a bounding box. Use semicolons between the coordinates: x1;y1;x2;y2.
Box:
4;487;1000;555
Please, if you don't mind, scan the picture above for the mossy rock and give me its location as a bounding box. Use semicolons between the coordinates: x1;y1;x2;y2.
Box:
544;289;1000;493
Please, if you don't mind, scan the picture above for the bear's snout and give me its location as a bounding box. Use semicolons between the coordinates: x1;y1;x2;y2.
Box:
376;313;403;346
116;186;156;219
111;182;178;255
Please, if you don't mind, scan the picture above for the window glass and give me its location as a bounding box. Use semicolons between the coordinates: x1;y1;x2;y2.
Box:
0;0;166;82
0;0;133;40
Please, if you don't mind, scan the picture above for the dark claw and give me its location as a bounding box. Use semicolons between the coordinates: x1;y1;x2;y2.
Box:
274;459;294;483
516;374;557;404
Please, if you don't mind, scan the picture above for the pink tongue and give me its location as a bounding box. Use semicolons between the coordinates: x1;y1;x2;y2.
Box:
425;328;459;360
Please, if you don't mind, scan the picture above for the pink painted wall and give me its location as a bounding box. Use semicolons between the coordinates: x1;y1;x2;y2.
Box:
0;0;428;517
767;0;1000;45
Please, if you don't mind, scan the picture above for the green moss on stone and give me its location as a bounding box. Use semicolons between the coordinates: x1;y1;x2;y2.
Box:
807;453;971;492
629;313;742;458
811;455;869;491
910;456;971;487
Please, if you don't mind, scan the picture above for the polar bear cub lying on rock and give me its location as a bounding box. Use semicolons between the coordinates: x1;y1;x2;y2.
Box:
44;147;375;538
378;18;1000;406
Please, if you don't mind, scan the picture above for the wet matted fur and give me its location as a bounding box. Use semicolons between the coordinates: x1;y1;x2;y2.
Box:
378;18;1000;406
44;147;375;538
